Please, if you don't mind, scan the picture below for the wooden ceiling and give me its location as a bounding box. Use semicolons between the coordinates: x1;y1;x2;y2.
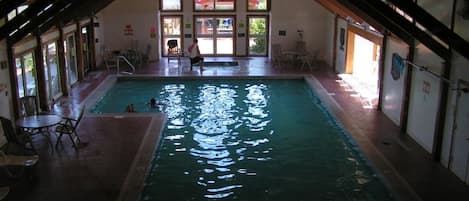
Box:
0;0;114;45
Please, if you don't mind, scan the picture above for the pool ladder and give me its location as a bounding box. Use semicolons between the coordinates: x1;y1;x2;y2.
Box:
116;55;136;75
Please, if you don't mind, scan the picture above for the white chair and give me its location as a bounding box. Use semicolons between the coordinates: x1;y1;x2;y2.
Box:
271;44;289;67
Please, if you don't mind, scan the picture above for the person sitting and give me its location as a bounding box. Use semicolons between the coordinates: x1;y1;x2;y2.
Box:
126;104;136;113
188;38;204;71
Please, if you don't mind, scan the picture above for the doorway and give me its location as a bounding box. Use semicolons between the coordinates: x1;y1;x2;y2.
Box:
342;25;382;108
42;41;62;103
194;16;235;56
247;15;269;56
161;15;183;56
64;33;78;86
15;52;37;98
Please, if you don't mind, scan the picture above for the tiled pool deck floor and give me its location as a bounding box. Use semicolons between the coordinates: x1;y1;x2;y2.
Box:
3;58;469;201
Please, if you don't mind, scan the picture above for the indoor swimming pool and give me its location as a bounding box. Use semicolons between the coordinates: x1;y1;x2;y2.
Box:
91;78;396;201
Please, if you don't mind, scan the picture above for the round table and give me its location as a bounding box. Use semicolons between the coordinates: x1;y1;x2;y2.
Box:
16;114;62;129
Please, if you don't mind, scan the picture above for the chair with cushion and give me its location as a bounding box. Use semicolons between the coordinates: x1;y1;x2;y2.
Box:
167;40;181;62
55;106;85;149
0;117;36;154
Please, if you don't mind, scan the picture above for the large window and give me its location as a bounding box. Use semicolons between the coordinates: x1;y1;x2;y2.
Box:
161;0;182;11
161;16;182;56
43;42;62;103
64;34;78;85
247;16;268;56
194;0;235;11
247;0;269;11
15;52;37;98
195;16;234;55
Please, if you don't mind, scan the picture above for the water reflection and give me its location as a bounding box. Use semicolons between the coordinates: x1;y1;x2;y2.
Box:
161;82;272;199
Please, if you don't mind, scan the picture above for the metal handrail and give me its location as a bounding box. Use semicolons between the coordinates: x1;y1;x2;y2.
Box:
116;55;135;74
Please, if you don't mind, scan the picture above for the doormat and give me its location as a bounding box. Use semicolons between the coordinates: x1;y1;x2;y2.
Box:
202;61;239;67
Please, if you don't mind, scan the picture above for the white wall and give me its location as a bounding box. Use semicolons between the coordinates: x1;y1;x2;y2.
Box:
441;51;469;172
381;37;409;126
334;18;347;73
98;0;332;62
0;40;13;147
271;0;332;62
99;0;159;62
406;44;444;153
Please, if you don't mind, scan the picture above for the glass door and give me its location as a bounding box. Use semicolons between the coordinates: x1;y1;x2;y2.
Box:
43;42;62;103
161;16;182;56
247;16;268;56
195;16;234;56
15;52;37;98
64;34;78;85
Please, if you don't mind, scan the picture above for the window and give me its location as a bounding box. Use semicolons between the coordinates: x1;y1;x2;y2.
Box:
195;16;235;55
247;0;269;11
42;42;62;103
248;16;268;56
161;0;182;11
64;34;78;85
15;52;37;98
194;0;235;11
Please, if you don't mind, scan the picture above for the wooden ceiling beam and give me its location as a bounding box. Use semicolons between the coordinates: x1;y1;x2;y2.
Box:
7;0;77;45
0;0;54;41
337;0;450;60
0;0;27;18
315;0;384;32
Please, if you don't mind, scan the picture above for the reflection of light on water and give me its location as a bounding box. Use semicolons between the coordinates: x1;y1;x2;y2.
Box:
159;82;273;199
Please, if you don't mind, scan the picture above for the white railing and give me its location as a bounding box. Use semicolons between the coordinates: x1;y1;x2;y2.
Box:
116;55;135;75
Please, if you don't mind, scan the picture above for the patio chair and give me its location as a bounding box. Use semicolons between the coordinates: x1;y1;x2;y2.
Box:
271;44;289;67
55;106;85;149
141;44;152;65
0;117;36;154
18;96;40;117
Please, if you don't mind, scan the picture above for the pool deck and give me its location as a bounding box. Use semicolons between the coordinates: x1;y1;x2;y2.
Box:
3;57;469;201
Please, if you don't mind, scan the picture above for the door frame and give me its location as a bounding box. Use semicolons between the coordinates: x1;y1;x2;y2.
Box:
160;15;184;57
193;15;236;56
246;15;269;57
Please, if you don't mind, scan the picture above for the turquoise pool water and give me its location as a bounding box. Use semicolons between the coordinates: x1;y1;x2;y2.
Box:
91;79;396;201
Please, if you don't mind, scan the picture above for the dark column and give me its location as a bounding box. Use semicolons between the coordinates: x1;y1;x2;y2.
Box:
75;21;84;81
34;32;48;111
89;16;97;71
400;40;415;133
377;32;388;111
57;23;69;96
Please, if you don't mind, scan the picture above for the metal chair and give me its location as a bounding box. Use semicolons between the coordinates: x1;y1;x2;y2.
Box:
55;106;85;149
271;44;289;67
